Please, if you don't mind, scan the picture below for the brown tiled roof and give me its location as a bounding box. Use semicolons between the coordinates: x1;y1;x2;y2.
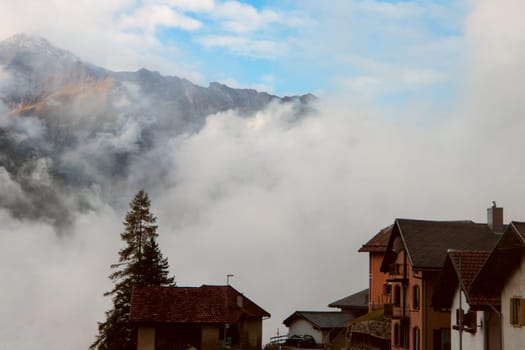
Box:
382;219;501;271
130;285;270;324
328;288;368;310
359;225;392;253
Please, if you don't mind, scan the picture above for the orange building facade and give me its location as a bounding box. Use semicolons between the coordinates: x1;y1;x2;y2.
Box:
359;225;392;312
386;239;450;350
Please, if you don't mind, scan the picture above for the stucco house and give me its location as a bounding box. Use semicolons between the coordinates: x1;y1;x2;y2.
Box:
432;250;499;350
468;221;525;350
283;311;356;345
359;225;393;311
379;209;502;350
130;285;270;350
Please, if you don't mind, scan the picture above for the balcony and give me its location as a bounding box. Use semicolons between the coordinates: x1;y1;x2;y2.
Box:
391;305;410;319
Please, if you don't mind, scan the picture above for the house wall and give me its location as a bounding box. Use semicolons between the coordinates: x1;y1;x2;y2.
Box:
370;252;390;310
449;289;485;350
501;254;525;349
389;247;450;350
240;317;263;350
390;247;425;350
423;271;450;350
202;326;220;350
137;327;155;350
288;319;323;344
485;311;501;350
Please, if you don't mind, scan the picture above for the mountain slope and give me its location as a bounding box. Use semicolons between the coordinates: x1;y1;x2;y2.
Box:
0;33;315;229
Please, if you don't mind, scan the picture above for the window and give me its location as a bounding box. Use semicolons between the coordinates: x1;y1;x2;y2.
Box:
510;297;525;326
384;283;392;295
433;329;451;350
413;327;420;350
400;320;409;348
412;285;420;310
394;285;401;307
394;323;400;346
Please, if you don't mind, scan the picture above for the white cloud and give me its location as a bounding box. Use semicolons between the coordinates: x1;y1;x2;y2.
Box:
212;1;281;34
167;0;215;12
119;4;202;33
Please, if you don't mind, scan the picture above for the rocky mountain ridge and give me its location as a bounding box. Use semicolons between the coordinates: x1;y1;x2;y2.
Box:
0;33;315;228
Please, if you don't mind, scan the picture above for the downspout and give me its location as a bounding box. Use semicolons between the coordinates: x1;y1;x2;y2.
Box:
403;251;408;318
423;277;427;350
459;255;463;350
459;290;463;350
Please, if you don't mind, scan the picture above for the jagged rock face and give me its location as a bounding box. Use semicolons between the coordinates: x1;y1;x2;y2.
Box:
0;33;314;228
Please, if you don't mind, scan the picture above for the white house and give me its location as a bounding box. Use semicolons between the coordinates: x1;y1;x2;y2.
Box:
466;221;525;350
433;250;501;350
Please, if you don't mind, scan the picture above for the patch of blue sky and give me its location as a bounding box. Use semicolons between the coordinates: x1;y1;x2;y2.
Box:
153;0;467;110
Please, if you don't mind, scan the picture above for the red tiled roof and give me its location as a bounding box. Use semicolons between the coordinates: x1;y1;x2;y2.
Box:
448;250;491;291
448;250;501;308
359;225;393;253
130;285;270;324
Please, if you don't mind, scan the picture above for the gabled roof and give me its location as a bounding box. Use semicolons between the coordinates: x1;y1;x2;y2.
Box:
381;219;501;272
283;311;355;330
328;288;368;310
469;221;525;304
359;225;393;253
432;250;492;310
130;285;270;324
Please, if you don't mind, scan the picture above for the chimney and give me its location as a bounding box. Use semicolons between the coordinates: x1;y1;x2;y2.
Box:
487;201;503;233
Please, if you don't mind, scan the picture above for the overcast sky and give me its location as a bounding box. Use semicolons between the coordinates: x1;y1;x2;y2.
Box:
2;0;525;348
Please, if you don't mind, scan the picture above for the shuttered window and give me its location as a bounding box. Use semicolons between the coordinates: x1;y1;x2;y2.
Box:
510;298;525;326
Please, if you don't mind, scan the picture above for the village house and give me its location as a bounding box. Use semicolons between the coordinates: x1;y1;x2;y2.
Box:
432;250;499;350
282;289;368;348
283;311;357;346
379;206;503;350
130;285;270;350
468;220;525;349
359;225;393;311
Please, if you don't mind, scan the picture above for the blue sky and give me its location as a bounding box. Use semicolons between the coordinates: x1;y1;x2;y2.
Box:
145;0;466;100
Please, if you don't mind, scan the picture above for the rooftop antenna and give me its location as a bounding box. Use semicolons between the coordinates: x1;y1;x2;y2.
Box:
226;274;234;285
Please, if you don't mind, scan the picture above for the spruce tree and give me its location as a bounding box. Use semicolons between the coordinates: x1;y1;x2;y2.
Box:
91;190;174;350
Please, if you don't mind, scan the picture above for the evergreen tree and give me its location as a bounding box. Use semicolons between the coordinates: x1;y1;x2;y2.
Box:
91;190;174;350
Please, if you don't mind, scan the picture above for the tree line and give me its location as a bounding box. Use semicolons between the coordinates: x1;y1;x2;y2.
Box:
91;190;174;350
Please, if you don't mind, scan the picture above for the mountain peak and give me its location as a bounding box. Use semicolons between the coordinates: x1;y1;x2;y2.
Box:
1;33;78;61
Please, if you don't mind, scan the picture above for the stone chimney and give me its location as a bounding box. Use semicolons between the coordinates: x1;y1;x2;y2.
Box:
487;201;504;233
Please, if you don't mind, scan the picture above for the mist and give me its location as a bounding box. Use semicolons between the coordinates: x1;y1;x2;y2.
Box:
2;0;525;348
